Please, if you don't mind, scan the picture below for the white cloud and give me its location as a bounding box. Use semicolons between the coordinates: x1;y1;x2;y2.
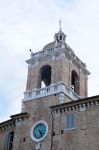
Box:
0;0;99;122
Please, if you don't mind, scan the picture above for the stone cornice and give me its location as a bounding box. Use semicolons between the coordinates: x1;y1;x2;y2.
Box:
0;112;29;132
50;95;99;113
26;43;90;76
10;112;29;120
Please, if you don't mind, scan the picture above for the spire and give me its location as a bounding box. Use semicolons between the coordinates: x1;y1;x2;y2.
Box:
54;20;66;44
59;19;62;32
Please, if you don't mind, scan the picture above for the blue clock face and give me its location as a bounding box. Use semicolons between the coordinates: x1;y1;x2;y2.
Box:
33;123;46;139
31;121;48;142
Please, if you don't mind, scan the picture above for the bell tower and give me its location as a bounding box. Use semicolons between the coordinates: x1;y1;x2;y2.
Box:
23;28;90;105
21;27;90;150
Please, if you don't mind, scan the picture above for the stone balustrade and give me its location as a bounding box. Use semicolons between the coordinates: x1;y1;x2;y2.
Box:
23;81;80;102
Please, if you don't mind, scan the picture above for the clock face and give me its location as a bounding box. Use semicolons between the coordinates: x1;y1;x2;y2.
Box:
30;121;48;142
33;123;46;139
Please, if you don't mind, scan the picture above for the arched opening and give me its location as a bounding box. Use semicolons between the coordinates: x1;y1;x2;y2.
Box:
39;65;51;88
71;70;80;95
59;35;62;41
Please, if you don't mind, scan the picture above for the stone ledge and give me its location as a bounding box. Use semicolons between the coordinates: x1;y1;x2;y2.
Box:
0;112;29;132
50;95;99;114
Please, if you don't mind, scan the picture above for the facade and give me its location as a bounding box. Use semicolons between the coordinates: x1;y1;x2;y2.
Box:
50;95;99;150
0;27;99;150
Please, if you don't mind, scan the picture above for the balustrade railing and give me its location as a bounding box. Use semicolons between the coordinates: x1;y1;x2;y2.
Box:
23;82;80;102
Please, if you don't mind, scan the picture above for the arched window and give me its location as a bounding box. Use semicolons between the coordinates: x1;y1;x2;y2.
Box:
71;70;80;95
39;65;51;88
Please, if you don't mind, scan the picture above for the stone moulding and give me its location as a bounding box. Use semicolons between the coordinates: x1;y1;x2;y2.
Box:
27;45;90;76
0;112;29;132
50;95;99;114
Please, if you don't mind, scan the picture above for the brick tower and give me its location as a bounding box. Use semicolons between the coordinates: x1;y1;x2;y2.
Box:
0;26;90;150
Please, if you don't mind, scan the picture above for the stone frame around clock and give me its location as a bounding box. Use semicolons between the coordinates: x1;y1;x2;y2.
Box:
30;120;48;142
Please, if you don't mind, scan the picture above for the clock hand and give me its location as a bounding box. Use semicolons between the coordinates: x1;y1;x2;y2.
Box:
38;129;42;137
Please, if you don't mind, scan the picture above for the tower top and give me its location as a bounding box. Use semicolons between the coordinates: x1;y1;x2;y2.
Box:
54;19;66;44
25;25;90;102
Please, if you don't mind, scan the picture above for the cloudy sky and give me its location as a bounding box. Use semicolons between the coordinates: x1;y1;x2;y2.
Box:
0;0;99;122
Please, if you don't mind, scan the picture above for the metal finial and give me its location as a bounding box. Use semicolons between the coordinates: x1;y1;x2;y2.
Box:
59;19;62;31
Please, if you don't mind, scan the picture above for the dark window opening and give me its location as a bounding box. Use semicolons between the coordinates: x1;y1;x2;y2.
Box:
59;35;62;41
23;137;26;142
3;131;14;150
61;130;64;134
52;131;55;136
39;65;51;88
71;70;79;95
8;131;14;150
56;35;59;42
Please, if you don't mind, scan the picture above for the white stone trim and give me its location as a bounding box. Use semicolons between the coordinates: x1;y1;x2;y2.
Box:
59;93;65;104
23;81;80;102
